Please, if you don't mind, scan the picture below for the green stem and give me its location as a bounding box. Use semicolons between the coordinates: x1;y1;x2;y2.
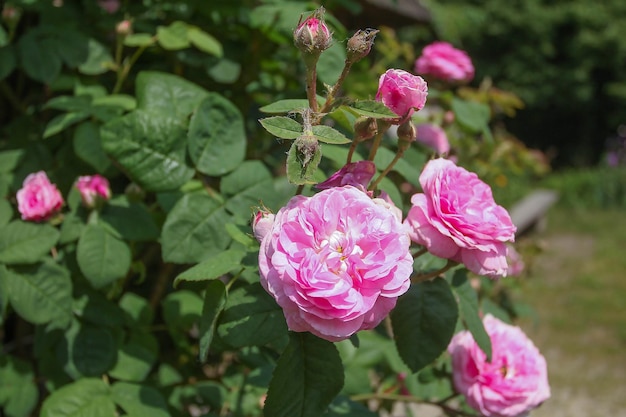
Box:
412;247;428;259
369;147;404;191
319;60;352;114
346;140;358;164
305;63;318;114
112;44;149;94
367;130;383;161
411;260;458;283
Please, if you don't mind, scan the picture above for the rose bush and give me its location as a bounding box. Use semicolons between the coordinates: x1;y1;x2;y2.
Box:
415;41;475;83
16;171;64;222
448;314;551;417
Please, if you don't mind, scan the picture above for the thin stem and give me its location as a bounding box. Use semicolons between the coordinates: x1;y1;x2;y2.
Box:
112;43;149;94
369;147;404;191
346;140;358;164
411;260;458;283
149;262;175;310
295;184;305;196
367;130;383;161
412;247;428;259
305;63;318;113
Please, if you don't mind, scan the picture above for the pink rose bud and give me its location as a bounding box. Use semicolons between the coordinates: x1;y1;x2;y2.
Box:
315;161;376;191
252;209;275;243
376;69;428;123
116;19;132;36
346;28;379;64
448;314;550;417
404;158;516;278
415;41;475;84
75;175;111;209
293;7;332;55
16;171;64;222
415;123;450;155
259;186;412;341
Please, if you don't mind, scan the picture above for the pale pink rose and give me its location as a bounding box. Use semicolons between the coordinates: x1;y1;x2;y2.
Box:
404;159;516;278
75;175;111;209
258;186;413;341
415;41;475;83
448;314;550;417
415;123;450;155
16;171;64;222
315;161;376;191
376;69;428;122
252;209;275;243
505;245;525;276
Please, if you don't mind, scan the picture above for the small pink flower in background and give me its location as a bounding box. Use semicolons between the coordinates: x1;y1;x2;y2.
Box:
404;158;516;278
415;123;450;155
75;175;111;209
252;208;275;243
506;245;525;276
17;171;64;222
448;314;550;417
97;0;120;14
415;41;475;84
258;186;413;341
315;160;376;191
376;69;428;122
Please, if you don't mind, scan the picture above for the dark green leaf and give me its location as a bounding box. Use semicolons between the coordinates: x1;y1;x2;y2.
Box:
346;101;397;119
218;283;287;348
119;293;153;327
0;199;13;227
76;224;131;289
391;278;459;373
317;42;346;85
43;112;90;138
188;27;222;57
0;149;25;173
259;116;302;139
73;290;126;328
58;319;118;379
0;46;17;80
111;382;169;417
44;95;92;112
17;31;61;83
0;354;38;417
312;125;351;144
157;21;190;50
207;58;241;83
451;270;492;361
264;332;344;417
0;221;60;264
198;280;227;362
99;197;159;241
161;192;232;264
100;109;194;192
187;93;246;176
174;249;245;287
221;160;274;219
78;38;113;75
73;122;112;173
40;378;116;417
162;290;203;331
109;331;158;382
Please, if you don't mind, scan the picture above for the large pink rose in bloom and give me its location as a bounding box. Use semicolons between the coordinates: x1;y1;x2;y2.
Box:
415;41;474;83
258;186;413;341
16;171;64;222
75;174;111;209
404;159;516;278
376;69;428;122
448;314;550;417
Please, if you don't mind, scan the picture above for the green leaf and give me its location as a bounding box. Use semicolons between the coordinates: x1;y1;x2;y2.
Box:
259;116;302;139
123;33;155;48
391;278;459;373
317;42;346;85
259;99;311;114
0;46;17;80
312;125;351;144
78;38;113;75
58;319;118;379
92;94;137;111
218;283;287;348
345;101;397;119
44;95;92;112
451;97;490;134
72;290;126;328
0;354;39;417
119;292;153;327
0;266;7;325
207;58;241;84
76;224;131;289
40;378;116;417
161;192;232;264
4;260;72;325
100;109;194;192
0;26;6;47
221;160;274;219
451;270;492;361
327;396;377;417
43;111;90;138
136;71;209;120
0;199;13;227
187;93;246;176
198;280;227;363
0;149;25;173
157;21;190;50
108;331;158;382
73;121;112;173
286;139;322;185
0;221;60;264
17;31;61;83
264;332;344;417
47;28;90;68
174;249;245;287
111;382;169;417
162;290;203;331
188;27;223;57
99;197;159;241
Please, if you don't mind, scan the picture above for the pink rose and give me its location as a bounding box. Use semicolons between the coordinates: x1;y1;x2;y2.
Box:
448;314;550;417
376;69;428;122
252;208;275;243
258;186;413;341
16;171;64;222
75;175;111;209
315;161;376;191
415;41;475;83
415;123;450;155
404;159;516;278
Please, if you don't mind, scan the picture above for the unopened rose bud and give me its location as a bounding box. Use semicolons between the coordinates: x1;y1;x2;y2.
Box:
125;182;146;202
397;121;416;152
252;208;275;243
293;7;332;56
315;160;376;190
75;174;111;209
116;19;132;36
353;117;378;142
346;29;379;64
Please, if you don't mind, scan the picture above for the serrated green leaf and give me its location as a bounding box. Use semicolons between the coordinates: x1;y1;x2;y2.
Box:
76;224;131;289
58;319;118;379
312;125;351;144
0;221;60;264
198;280;227;362
156;21;189;50
225;223;257;248
123;33;155;47
264;332;344;417
73;121;112;173
187;93;246;176
218;283;287;348
188;27;222;57
99;197;159;242
43;111;90;138
174;249;245;287
259;99;311;114
4;260;72;325
221;160;275;219
40;378;116;417
111;382;169;417
100;109;194;192
161;192;232;264
259;116;302;139
0;354;38;417
451;270;492;361
286;139;322;185
0;200;13;227
391;278;459;373
346;101;397;119
109;331;158;382
78;38;113;75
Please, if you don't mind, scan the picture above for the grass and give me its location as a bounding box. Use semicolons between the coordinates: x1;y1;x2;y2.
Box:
514;206;626;417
